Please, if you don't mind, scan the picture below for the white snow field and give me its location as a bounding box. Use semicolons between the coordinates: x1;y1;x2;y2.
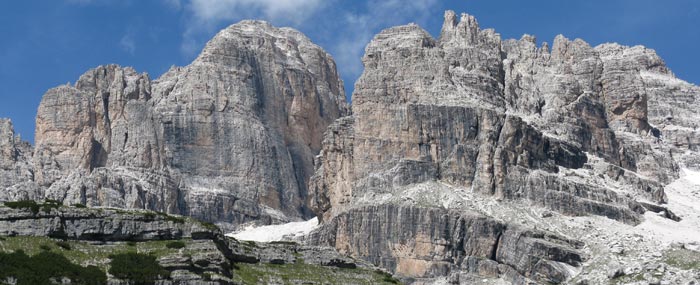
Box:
226;217;319;242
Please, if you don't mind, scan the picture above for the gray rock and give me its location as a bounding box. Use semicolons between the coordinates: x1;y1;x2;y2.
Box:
0;203;391;284
0;119;38;201
608;267;625;279
0;203;214;240
308;9;700;284
5;20;348;230
306;204;582;284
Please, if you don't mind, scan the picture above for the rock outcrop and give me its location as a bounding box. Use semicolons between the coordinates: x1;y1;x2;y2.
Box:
0;202;397;284
3;21;348;230
308;10;700;284
2;9;699;285
308;205;583;284
0;119;37;201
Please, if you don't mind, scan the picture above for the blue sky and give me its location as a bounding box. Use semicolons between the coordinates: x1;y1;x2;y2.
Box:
1;0;699;143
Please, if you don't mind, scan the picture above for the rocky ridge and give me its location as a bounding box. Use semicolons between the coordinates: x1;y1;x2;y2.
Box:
0;9;699;285
307;10;700;284
0;202;397;284
2;20;348;230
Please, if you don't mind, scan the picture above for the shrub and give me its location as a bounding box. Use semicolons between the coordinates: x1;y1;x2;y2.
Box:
55;241;71;250
194;259;210;267
200;221;219;231
72;203;87;208
141;211;185;224
108;252;170;284
39;245;52;251
0;250;107;284
375;269;400;284
157;212;185;224
3;200;63;214
126;241;137;247
202;272;213;281
42;199;62;213
165;241;186;249
4;200;40;214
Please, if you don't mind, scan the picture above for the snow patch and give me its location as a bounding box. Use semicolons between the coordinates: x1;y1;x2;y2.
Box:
633;168;700;246
226;217;319;242
681;168;700;185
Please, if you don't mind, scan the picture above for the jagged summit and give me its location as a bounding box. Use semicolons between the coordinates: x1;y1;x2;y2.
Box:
1;10;699;285
2;20;349;231
308;10;700;284
195;20;343;77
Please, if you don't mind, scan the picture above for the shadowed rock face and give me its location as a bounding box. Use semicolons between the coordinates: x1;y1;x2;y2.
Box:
3;21;348;229
308;10;700;284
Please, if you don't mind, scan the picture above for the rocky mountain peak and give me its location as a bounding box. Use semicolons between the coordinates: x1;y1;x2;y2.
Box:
1;9;700;285
0;119;19;166
309;10;700;284
4;21;349;230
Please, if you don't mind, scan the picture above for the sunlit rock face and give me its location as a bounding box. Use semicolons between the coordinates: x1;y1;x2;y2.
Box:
307;10;700;284
6;20;348;230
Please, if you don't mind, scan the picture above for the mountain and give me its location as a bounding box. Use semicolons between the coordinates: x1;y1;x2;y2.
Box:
1;10;700;285
307;10;700;284
2;21;348;230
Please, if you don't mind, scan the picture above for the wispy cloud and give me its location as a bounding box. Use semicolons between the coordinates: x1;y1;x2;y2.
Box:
180;0;327;55
329;0;439;83
174;0;440;97
188;0;325;26
119;33;136;54
161;0;183;10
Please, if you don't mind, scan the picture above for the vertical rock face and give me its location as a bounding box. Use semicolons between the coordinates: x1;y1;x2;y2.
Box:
308;10;700;283
308;205;584;284
8;20;347;229
148;21;347;224
0;119;37;201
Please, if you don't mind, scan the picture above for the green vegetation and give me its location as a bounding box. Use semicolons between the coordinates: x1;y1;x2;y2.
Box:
56;240;72;250
108;252;170;284
141;211;186;224
233;262;402;285
375;269;401;284
166;240;186;249
4;200;41;214
200;221;219;231
269;240;298;246
0;236;194;272
0;250;107;285
3;199;63;214
72;203;87;208
609;272;645;285
664;249;700;270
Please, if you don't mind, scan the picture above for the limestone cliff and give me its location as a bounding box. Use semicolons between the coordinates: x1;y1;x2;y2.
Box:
0;202;398;284
308;11;700;284
0;119;37;201
3;21;348;230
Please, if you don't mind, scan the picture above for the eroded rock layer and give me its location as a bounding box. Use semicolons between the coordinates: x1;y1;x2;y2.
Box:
308;10;700;284
3;21;348;229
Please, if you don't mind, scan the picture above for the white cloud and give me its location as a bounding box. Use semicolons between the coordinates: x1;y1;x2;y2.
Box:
162;0;183;10
120;33;136;54
180;0;327;55
329;0;440;85
174;0;440;98
188;0;324;25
